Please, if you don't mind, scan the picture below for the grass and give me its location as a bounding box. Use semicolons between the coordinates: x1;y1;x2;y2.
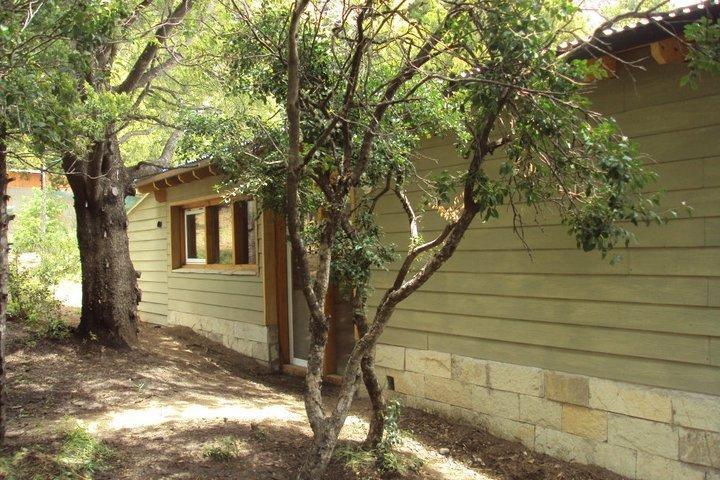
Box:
335;444;423;477
0;421;111;480
201;436;242;461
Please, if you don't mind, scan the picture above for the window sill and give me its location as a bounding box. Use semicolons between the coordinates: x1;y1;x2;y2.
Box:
172;264;258;276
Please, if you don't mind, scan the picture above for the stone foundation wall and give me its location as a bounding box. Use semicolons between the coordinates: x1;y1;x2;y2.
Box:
375;345;720;480
166;311;279;371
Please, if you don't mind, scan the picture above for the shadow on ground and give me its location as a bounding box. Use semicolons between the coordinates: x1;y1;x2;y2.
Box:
2;320;625;480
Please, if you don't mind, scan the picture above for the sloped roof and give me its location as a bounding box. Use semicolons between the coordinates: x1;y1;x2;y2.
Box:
562;0;719;60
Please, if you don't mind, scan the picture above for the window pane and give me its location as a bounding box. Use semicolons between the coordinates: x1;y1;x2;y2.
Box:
185;209;206;263
217;204;233;264
247;200;256;264
230;200;256;265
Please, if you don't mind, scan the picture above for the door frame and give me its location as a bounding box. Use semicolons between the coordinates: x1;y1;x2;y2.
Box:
286;241;308;367
262;210;338;375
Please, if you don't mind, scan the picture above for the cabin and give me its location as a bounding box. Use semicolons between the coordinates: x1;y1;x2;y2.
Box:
7;169;73;238
128;4;720;480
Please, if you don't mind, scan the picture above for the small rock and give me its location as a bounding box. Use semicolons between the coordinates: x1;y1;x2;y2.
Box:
439;447;450;456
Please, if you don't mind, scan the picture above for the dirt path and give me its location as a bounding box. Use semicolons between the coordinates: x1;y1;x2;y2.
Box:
3;321;625;480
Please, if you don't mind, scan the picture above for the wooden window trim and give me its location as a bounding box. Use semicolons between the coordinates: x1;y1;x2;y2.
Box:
170;197;258;275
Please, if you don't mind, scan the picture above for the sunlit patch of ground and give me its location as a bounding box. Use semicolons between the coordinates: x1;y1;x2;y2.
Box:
2;321;625;480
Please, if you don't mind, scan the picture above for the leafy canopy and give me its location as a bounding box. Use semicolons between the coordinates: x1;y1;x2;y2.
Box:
185;0;676;297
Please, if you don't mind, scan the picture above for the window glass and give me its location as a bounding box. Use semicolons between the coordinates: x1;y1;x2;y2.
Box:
217;204;233;264
185;208;206;263
179;200;257;268
247;200;257;264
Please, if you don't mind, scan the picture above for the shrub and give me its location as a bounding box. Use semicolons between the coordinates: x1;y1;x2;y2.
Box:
7;189;76;339
11;189;79;282
8;260;69;340
202;436;242;461
336;400;422;476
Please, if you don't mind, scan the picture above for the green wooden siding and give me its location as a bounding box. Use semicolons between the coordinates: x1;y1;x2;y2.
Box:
372;58;720;395
164;177;265;327
128;195;169;324
128;176;266;329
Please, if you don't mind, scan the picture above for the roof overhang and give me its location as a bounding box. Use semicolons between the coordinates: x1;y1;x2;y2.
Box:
135;159;221;201
563;1;719;66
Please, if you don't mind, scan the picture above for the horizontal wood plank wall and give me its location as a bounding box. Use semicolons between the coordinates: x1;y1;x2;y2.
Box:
371;60;720;395
128;195;169;324
164;177;265;327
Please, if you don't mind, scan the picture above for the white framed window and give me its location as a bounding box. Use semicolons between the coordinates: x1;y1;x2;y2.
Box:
184;207;207;264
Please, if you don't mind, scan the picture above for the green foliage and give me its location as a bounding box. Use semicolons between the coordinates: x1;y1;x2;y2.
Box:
8;261;70;341
2;0;219;175
336;400;422;476
204;0;674;307
201;436;242;461
7;189;75;340
683;17;720;88
0;421;111;479
11;189;80;281
56;423;112;476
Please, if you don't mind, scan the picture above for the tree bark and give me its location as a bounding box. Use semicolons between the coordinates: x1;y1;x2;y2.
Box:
66;136;140;348
297;423;345;480
0;124;10;442
353;293;386;449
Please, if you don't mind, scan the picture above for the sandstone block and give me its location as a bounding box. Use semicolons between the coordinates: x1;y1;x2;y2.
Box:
477;414;535;449
672;391;720;432
231;337;253;357
706;469;720;480
394;370;426;398
562;405;608;441
590;378;672;423
252;341;270;361
422;397;477;426
472;387;519;420
451;355;487;386
424;376;474;410
205;331;223;344
545;371;589;406
233;322;268;343
678;427;720;468
405;349;451;378
375;344;405;370
608;414;678;459
519;395;562;430
488;361;543;396
592;443;637;479
535;426;594;464
636;452;706;480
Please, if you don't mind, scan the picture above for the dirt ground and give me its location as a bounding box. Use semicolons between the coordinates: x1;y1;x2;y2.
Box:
2;319;628;480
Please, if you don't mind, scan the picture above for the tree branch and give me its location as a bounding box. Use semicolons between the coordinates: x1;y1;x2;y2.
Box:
115;0;194;93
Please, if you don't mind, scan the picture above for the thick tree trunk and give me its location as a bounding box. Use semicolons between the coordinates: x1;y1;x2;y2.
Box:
0;126;9;442
67;136;139;348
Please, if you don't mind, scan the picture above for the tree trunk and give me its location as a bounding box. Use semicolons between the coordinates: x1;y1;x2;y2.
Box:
353;293;386;449
0;125;10;442
297;422;344;480
68;136;140;348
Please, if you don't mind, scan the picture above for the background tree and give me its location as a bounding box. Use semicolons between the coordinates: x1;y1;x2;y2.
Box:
0;123;8;443
56;0;202;347
199;0;692;477
4;0;219;348
1;0;91;442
